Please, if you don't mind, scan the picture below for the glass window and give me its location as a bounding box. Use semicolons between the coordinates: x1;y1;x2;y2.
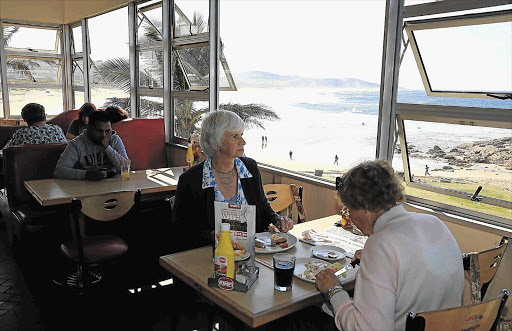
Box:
3;25;60;52
72;59;84;86
138;4;162;45
174;98;208;138
392;119;511;219
404;11;512;97
176;46;209;89
139;50;163;88
141;96;164;118
71;26;83;54
6;57;61;83
174;1;209;37
8;87;63;116
87;7;130;110
218;1;385;180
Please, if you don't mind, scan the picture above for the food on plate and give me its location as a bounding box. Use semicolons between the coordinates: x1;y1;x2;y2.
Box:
278;242;289;249
268;223;280;233
271;234;287;246
327;251;339;259
255;238;267;248
303;261;342;280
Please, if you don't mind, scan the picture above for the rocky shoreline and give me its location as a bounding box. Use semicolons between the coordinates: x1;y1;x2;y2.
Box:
397;137;512;170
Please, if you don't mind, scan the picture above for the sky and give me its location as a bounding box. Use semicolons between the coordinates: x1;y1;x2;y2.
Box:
21;0;509;91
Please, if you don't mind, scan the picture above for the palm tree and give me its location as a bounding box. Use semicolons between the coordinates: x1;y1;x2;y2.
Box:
98;10;280;137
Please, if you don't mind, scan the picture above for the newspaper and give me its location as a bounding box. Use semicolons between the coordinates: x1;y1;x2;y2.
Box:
300;226;368;258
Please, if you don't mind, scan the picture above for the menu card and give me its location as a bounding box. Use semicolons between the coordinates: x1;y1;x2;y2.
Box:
301;226;368;258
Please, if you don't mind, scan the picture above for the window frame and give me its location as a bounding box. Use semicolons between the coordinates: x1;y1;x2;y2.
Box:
404;9;512;99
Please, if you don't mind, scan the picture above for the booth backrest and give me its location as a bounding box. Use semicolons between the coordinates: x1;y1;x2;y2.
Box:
3;143;67;208
47;109;78;133
0;125;26;149
112;118;167;171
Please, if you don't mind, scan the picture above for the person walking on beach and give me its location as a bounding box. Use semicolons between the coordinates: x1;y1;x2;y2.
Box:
334;154;339;165
289;150;293;160
425;165;430;176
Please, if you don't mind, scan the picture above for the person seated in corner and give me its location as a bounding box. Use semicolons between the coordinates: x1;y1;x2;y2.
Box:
172;109;294;253
54;110;129;180
2;102;67;149
104;105;129;124
315;160;464;331
66;102;97;140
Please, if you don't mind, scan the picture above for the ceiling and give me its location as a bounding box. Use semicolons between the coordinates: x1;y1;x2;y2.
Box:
0;0;133;25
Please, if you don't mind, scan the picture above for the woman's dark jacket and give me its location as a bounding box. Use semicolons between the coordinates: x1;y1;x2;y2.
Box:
171;156;280;252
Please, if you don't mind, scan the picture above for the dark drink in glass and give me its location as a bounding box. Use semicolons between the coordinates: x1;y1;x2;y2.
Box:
273;253;295;291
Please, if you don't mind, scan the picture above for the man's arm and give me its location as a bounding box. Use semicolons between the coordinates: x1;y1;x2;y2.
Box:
104;133;128;172
54;141;87;179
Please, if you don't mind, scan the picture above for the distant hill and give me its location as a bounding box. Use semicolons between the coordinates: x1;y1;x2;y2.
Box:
232;71;380;88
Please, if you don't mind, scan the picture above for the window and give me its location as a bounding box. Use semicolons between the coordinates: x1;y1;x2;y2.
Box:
88;7;130;112
395;3;512;225
219;1;385;181
3;23;63;116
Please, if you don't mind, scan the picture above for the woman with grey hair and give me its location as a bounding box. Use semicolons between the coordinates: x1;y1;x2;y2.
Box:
315;160;464;330
172;109;293;252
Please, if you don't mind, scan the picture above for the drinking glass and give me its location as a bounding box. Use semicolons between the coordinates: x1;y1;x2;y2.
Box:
273;253;295;292
121;159;131;180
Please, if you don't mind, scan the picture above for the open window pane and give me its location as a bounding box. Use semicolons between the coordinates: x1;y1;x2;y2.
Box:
6;57;60;83
176;46;209;89
413;21;512;93
3;25;59;52
138;5;162;44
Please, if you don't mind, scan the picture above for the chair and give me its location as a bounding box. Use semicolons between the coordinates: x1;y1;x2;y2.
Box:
111;118;167;171
405;289;509;331
58;190;140;289
264;184;306;223
47;108;78;133
463;238;508;303
2;143;68;248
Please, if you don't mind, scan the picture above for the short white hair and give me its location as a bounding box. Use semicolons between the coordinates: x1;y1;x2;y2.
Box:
200;110;244;157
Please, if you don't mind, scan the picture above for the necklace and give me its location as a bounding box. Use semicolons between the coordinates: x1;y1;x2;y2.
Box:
212;163;237;191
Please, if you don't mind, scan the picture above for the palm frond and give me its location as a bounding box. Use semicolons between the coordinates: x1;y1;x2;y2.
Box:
97;57;131;92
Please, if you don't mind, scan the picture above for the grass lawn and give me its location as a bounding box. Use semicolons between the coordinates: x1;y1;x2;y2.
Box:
405;180;512;220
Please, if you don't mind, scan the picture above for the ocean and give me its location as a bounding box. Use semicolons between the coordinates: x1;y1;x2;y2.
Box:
219;88;511;173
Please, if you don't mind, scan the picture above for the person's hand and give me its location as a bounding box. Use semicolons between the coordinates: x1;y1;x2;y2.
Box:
101;130;112;149
352;249;362;263
278;216;294;232
315;269;342;295
85;169;107;181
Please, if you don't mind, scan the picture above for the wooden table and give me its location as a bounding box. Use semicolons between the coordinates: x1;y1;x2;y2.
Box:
24;167;183;206
159;214;357;328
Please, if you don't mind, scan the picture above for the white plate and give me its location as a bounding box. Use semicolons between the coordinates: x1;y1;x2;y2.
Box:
254;232;297;254
311;245;347;261
293;258;330;283
235;251;250;262
294;258;356;284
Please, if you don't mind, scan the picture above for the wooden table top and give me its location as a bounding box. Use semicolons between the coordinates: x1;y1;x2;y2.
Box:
159;214;357;328
24;167;184;207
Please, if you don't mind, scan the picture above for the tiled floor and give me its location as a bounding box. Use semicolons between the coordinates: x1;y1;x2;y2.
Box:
0;221;43;331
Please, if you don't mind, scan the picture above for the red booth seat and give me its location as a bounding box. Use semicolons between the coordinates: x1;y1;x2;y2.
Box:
112;118;167;171
47;109;78;133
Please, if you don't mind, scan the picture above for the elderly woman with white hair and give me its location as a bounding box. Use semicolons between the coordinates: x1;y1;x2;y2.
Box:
172;109;293;252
